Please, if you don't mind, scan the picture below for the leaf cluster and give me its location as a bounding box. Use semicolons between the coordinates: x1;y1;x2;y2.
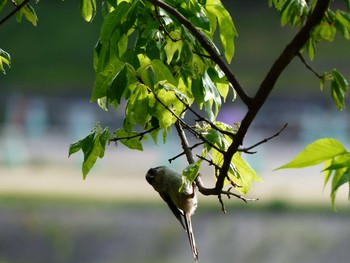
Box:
270;0;350;110
277;138;350;209
69;0;261;195
0;0;38;74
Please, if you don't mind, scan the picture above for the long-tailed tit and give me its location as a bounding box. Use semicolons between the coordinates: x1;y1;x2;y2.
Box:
146;166;199;261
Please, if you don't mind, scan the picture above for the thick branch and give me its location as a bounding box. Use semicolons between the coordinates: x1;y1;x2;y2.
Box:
216;0;331;191
0;0;31;26
149;0;252;106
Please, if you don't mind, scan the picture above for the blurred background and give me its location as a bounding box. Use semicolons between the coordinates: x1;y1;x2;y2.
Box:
0;1;349;263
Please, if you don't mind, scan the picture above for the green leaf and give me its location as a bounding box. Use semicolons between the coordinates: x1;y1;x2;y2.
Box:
231;153;262;194
205;0;237;63
277;138;347;169
331;169;350;195
331;169;350;210
100;2;131;43
91;58;125;102
125;83;151;129
69;124;111;179
202;71;222;119
0;48;11;74
0;0;7;13
183;159;203;183
15;1;38;26
211;148;261;194
151;60;177;86
108;65;128;108
269;0;286;9
151;83;186;129
305;38;316;61
330;68;349;111
312;21;336;42
204;128;227;151
335;10;350;40
115;129;144;150
280;0;308;27
164;30;183;64
80;0;97;22
323;153;350;188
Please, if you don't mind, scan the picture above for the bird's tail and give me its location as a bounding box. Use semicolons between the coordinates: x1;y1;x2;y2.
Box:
184;213;199;261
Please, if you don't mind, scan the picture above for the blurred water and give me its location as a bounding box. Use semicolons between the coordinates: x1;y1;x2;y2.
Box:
0;200;349;263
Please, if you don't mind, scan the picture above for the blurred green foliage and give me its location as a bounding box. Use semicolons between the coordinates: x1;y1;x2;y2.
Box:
1;1;102;93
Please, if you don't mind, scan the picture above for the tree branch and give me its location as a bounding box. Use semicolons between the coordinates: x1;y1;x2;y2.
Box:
174;120;257;211
0;0;31;26
240;123;288;153
110;126;159;142
149;0;252;106
216;0;332;192
168;142;204;163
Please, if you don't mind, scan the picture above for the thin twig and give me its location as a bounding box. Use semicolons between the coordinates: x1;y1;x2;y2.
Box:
153;8;178;42
110;126;159;142
241;123;288;152
297;52;323;79
168;142;204;163
196;154;221;170
0;0;31;26
221;187;259;203
218;194;227;213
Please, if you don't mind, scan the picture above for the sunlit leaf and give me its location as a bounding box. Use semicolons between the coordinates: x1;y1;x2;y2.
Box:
183;159;202;183
151;60;177;86
125;83;151;129
231;153;262;194
211;148;261;194
115;129;144;150
69;124;111;179
205;0;237;63
80;0;97;22
277;138;347;169
15;1;38;26
0;48;11;74
164;30;183;64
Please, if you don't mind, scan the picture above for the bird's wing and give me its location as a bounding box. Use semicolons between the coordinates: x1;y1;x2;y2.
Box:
159;192;185;229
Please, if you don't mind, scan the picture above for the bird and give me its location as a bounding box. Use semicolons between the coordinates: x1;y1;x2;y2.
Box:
146;166;199;261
